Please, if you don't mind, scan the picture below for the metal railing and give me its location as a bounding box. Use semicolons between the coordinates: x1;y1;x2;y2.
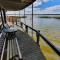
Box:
20;22;60;56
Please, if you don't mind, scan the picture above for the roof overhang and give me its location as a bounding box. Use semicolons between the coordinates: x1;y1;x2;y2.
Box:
0;0;36;11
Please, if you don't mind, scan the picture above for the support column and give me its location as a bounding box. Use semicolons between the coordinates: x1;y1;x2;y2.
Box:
1;9;4;27
19;11;21;25
2;9;7;24
24;9;26;24
32;3;33;37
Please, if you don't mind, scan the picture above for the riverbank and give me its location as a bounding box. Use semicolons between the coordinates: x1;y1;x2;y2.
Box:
38;16;60;19
32;29;60;60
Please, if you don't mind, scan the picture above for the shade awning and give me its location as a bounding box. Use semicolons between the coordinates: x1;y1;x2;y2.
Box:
0;0;36;11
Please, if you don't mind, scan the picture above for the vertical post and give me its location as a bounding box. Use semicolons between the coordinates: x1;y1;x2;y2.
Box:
25;25;28;33
19;11;21;26
21;22;23;28
24;9;26;24
1;9;4;27
15;13;17;25
16;18;17;25
2;9;7;24
32;3;33;38
36;30;40;46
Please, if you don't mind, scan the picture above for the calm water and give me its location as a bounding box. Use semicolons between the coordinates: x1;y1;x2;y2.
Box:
21;15;60;29
21;15;60;49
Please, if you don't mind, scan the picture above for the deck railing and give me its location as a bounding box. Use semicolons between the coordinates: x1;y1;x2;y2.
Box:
20;22;60;56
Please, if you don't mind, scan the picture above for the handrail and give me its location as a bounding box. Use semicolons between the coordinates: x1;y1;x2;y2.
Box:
39;33;60;56
20;22;60;56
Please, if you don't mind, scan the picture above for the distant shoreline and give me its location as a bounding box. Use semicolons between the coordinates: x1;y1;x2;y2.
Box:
6;14;60;15
38;16;60;19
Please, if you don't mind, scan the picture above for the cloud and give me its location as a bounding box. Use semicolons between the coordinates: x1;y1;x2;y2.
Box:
42;0;49;3
33;0;49;7
28;0;49;8
34;5;60;14
33;1;42;7
27;0;42;8
42;5;60;11
25;0;49;12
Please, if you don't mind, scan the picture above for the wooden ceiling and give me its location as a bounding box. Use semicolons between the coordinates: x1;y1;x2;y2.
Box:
0;0;36;11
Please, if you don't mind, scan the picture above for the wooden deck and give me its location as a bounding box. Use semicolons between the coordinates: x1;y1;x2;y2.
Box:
16;30;46;60
0;26;46;60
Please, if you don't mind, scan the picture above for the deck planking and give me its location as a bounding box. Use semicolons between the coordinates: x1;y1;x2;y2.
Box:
16;30;46;60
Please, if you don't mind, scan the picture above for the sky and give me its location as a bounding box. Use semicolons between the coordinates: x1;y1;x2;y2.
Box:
7;0;60;14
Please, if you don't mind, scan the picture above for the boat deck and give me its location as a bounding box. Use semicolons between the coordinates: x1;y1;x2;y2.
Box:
16;30;46;60
0;26;46;60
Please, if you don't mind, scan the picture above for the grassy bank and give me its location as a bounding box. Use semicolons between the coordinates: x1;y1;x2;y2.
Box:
33;33;60;60
38;16;51;18
28;30;60;60
38;16;60;19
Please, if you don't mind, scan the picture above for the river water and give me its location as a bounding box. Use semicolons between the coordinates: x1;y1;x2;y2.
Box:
21;15;60;60
21;15;60;48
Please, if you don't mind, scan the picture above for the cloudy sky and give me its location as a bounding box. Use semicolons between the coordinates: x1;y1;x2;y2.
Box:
7;0;60;14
